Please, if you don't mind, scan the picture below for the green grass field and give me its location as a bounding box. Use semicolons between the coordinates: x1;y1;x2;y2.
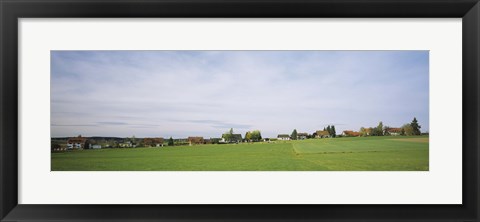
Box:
51;136;429;171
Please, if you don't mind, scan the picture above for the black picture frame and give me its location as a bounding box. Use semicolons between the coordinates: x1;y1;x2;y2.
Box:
1;0;479;221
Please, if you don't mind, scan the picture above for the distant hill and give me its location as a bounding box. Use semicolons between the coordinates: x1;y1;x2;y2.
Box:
52;136;125;141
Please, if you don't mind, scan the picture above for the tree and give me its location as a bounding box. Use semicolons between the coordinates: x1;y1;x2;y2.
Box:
291;129;298;140
331;125;336;138
245;131;252;142
383;126;391;136
250;130;262;142
82;140;91;149
123;135;137;148
223;128;234;142
402;124;414;136
51;141;61;152
376;121;384;136
410;117;421;135
359;127;368;137
168;137;174;146
210;138;221;144
326;125;331;135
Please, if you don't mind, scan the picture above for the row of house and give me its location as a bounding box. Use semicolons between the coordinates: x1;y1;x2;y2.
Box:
65;129;336;150
62;127;405;150
66;135;102;149
65;135;229;149
186;133;243;145
277;130;331;140
64;135;166;150
341;127;403;137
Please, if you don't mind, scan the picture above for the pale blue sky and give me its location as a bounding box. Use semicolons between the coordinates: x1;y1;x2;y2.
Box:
51;51;429;138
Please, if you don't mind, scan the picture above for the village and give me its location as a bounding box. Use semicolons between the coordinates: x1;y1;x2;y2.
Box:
51;118;425;152
48;51;430;171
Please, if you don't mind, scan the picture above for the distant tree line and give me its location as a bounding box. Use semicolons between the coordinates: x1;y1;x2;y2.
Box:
52;118;425;152
358;117;422;137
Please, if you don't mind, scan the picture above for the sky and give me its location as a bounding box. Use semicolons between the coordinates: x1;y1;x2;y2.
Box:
51;51;429;138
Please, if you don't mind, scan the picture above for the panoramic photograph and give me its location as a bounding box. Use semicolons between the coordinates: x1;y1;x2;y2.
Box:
50;50;429;171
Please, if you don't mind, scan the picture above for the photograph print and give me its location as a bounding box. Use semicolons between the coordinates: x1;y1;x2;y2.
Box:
51;50;429;171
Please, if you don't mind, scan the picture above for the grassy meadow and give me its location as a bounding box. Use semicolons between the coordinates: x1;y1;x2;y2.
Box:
51;136;429;171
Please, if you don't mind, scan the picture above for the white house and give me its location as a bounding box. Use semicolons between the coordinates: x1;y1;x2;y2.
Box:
119;141;135;148
277;134;291;140
385;127;402;136
297;133;308;140
91;144;102;149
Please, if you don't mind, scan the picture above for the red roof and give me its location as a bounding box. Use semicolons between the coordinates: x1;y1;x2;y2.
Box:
144;138;164;145
188;137;204;143
387;128;402;133
67;135;87;144
343;130;360;137
316;130;330;136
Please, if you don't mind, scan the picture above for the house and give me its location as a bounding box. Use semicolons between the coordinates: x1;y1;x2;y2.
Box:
277;134;291;140
91;144;102;149
210;138;222;144
385;127;402;136
144;137;164;147
174;138;189;146
66;135;87;149
342;130;360;137
86;139;102;149
297;133;308;140
188;137;204;145
120;142;129;148
118;141;137;148
315;130;330;138
220;134;243;143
